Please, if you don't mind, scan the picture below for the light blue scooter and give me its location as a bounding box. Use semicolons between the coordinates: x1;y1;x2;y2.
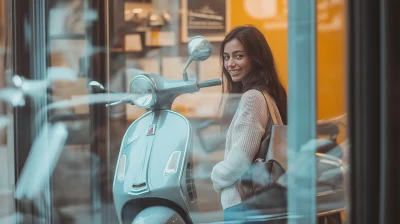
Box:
110;36;222;224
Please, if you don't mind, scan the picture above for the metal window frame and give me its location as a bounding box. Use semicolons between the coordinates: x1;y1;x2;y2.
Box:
287;0;317;223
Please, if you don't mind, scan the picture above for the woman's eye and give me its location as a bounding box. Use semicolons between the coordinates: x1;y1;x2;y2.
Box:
223;56;230;60
235;55;244;59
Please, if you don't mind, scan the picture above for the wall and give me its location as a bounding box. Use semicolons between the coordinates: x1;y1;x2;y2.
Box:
229;0;346;120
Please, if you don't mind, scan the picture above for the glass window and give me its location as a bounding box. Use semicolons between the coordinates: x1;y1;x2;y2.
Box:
0;0;16;222
1;0;351;223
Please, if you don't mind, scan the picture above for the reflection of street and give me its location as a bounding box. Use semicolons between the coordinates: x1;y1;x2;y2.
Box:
190;119;225;222
188;114;349;223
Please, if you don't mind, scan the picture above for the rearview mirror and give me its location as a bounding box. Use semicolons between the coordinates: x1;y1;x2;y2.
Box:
182;36;212;81
89;81;106;93
188;36;212;62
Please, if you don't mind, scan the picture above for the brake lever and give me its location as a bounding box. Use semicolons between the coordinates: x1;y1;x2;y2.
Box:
106;101;121;107
106;95;133;107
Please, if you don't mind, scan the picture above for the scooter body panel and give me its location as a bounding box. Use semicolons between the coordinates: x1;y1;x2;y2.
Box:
113;110;195;223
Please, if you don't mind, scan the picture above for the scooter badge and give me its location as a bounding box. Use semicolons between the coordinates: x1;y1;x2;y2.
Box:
147;124;156;135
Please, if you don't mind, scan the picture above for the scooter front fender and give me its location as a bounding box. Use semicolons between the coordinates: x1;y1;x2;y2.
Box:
113;110;195;223
131;206;185;224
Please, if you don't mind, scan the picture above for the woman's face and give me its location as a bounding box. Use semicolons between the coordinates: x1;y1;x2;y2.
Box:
223;38;253;83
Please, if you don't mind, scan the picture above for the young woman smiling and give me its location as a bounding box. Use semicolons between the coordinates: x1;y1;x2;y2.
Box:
211;25;288;223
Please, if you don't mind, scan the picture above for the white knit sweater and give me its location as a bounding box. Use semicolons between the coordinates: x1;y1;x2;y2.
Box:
211;89;277;209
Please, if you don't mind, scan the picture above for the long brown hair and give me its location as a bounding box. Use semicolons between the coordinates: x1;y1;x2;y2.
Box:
220;25;287;129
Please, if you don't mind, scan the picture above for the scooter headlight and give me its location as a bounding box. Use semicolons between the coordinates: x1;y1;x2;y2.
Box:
129;75;156;108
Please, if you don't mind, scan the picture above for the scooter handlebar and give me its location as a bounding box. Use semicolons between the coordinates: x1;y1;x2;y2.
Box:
197;78;222;88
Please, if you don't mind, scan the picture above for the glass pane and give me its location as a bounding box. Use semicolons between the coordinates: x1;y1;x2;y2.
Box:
1;0;349;223
46;1;93;223
107;0;349;223
0;0;16;222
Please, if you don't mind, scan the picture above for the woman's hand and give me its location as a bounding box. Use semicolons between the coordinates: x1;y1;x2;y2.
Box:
211;163;223;193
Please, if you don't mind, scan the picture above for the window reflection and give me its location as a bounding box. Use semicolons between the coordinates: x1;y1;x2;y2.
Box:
0;0;350;223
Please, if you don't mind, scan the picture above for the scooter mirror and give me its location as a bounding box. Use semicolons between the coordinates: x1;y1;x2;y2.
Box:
12;75;24;87
188;36;211;61
182;36;211;81
89;81;106;93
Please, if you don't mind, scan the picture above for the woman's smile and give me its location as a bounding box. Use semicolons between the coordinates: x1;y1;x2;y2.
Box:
229;69;242;76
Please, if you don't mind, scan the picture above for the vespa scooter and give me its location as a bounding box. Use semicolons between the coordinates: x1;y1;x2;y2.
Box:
110;36;222;224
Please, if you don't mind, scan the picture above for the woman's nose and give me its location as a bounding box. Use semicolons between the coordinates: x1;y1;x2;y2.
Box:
228;59;236;68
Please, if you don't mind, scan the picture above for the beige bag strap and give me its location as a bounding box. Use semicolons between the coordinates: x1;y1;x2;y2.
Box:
262;92;283;125
254;90;283;161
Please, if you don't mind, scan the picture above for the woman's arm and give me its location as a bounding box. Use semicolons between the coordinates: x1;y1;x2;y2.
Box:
211;90;268;192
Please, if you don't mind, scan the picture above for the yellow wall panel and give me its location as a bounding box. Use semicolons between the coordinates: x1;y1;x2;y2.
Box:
228;0;346;120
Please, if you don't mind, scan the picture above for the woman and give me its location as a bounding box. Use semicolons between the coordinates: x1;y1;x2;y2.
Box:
210;25;287;222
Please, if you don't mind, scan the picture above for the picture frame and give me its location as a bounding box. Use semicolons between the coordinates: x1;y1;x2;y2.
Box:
181;0;230;43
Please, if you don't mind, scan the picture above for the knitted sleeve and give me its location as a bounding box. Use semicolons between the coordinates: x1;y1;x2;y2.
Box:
211;90;269;193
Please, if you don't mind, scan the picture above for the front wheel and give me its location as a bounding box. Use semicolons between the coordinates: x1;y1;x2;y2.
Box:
131;206;186;224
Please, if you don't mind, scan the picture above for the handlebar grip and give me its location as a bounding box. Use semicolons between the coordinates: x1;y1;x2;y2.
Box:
197;78;222;88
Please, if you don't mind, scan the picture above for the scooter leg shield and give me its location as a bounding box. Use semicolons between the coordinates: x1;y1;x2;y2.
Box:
131;206;186;224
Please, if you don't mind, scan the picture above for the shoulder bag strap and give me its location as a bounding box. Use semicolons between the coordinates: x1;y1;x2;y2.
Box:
263;93;283;125
253;90;283;161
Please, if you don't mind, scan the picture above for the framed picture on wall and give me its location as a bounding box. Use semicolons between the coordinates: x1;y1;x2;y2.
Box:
181;0;230;42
